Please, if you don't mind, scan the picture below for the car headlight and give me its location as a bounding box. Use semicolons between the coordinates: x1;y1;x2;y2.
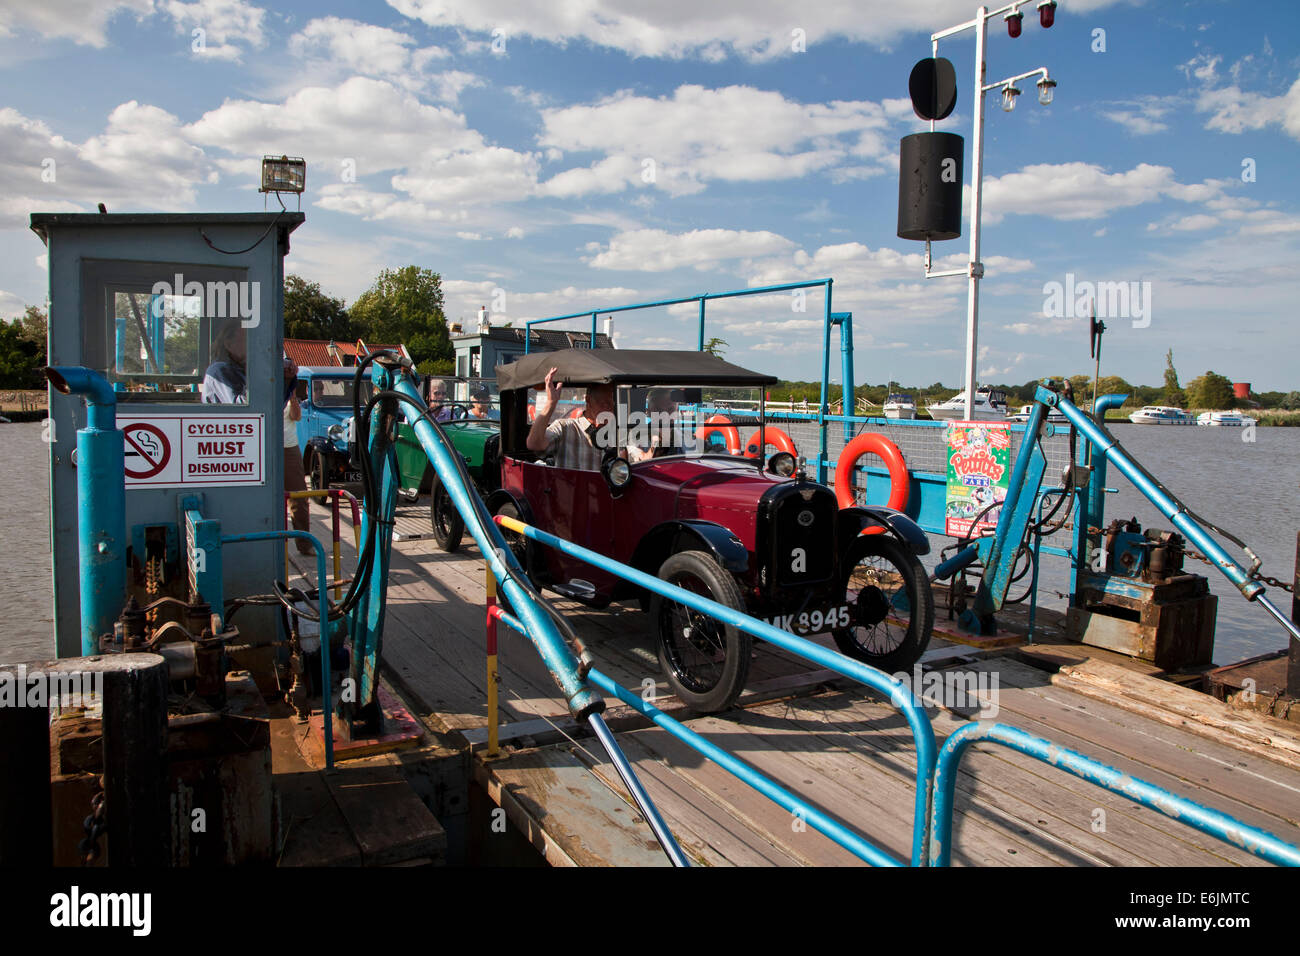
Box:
327;424;344;443
601;456;633;497
768;452;796;477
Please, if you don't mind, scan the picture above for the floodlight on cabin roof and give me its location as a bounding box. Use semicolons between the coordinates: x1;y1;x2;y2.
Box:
260;155;306;194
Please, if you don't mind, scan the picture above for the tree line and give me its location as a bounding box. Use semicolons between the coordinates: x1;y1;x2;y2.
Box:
771;349;1299;412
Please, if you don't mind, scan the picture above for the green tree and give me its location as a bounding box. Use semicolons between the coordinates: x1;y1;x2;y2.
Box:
1185;370;1236;409
283;275;351;341
702;336;728;357
1094;375;1133;402
14;305;47;348
349;266;450;368
1162;349;1187;407
1281;391;1300;411
0;318;43;388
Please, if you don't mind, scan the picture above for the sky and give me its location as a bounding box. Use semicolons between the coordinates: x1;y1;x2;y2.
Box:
2;0;1298;391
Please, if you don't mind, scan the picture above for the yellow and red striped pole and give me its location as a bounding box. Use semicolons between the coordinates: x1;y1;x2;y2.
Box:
485;566;500;757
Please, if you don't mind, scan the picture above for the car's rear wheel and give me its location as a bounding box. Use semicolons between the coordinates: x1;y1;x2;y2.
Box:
429;475;465;553
652;550;751;714
831;535;933;673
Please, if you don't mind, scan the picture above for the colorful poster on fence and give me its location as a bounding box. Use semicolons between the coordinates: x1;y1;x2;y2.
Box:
944;422;1011;538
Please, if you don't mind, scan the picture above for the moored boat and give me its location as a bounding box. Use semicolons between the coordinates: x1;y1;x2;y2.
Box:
1128;405;1195;425
883;393;917;419
1007;403;1067;424
1197;410;1256;427
927;386;1007;421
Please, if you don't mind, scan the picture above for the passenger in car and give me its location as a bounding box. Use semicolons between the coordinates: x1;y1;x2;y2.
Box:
526;367;612;470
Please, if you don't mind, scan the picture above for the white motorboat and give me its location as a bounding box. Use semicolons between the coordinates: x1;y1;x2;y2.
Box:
882;393;917;420
926;386;1008;422
1197;410;1256;427
1007;404;1067;424
1128;405;1195;425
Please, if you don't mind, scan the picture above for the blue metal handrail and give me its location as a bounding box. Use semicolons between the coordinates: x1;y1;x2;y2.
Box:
523;278;833;355
494;513;938;866
490;602;906;866
930;721;1300;867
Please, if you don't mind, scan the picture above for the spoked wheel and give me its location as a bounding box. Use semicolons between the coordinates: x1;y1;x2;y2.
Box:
429;476;465;553
831;535;933;673
308;452;330;492
651;550;751;714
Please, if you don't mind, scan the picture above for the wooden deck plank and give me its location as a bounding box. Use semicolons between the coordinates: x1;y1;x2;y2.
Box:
962;658;1300;830
788;690;1262;867
687;702;1070;867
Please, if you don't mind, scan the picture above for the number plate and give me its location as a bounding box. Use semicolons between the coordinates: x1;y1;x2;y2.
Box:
762;604;852;636
343;470;363;483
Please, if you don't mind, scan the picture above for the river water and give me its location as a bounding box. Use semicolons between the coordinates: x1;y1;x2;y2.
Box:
1;420;1296;666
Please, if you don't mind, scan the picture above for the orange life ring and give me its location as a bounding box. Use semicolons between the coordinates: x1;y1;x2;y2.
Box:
528;405;536;422
697;414;740;454
566;406;583;419
835;434;909;533
743;426;798;459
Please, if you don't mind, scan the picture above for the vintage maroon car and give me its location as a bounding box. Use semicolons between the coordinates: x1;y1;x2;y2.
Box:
488;348;933;712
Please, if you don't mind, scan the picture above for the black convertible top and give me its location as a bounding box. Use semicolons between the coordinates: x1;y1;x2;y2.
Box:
495;348;777;391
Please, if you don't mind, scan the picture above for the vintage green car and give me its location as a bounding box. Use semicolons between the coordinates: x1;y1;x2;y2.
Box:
391;379;501;552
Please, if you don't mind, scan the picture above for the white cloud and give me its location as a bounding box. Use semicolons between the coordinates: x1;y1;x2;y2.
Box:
981;163;1225;222
286;18;477;101
161;0;266;61
0;0;152;48
442;280;641;325
1179;48;1300;142
538;85;894;197
586;228;797;272
0;289;28;317
188;77;487;173
0;104;216;225
386;0;1130;61
1101;96;1179;135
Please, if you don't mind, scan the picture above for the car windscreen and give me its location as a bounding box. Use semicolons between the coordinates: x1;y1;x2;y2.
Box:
614;384;766;460
311;378;372;408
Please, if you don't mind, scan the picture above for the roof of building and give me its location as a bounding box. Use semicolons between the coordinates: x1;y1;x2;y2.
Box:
284;338;410;367
451;326;613;351
495;348;777;391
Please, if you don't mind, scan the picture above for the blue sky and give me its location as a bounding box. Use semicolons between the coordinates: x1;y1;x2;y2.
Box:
2;0;1298;390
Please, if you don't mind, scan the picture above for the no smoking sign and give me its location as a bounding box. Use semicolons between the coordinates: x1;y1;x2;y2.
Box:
123;422;172;480
118;415;263;488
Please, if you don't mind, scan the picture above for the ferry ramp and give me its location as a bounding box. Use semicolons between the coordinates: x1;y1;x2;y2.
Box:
291;497;1300;867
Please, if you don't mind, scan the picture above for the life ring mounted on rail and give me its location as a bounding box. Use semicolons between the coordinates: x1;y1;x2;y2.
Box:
835;433;909;533
742;426;798;459
697;414;741;455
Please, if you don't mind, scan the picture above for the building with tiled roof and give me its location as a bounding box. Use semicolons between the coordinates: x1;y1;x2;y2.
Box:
284;338;412;367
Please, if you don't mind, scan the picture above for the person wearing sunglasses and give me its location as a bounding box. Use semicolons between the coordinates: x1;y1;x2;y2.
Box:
424;377;456;422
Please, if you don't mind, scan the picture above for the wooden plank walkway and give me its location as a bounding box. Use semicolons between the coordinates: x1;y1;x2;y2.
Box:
293;498;1300;867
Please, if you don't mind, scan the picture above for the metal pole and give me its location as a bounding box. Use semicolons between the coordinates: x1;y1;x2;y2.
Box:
587;712;690;867
1291;532;1299;696
963;7;988;423
486;570;500;757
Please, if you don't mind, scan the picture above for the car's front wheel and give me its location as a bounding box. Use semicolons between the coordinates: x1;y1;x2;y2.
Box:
651;550;751;714
429;475;465;553
831;535;933;673
306;451;330;492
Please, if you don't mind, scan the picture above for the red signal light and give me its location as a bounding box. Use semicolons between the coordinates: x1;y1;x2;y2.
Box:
1038;1;1057;28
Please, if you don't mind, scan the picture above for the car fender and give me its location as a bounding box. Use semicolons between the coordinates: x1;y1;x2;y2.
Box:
838;506;931;556
632;519;749;576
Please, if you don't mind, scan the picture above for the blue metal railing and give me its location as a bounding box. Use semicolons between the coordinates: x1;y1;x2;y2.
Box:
930;721;1300;867
495;512;937;867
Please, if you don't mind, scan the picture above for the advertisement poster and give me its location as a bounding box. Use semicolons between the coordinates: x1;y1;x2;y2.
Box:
944;422;1011;538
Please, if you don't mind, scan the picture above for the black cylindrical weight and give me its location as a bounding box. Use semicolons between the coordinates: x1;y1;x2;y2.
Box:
897;132;964;242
